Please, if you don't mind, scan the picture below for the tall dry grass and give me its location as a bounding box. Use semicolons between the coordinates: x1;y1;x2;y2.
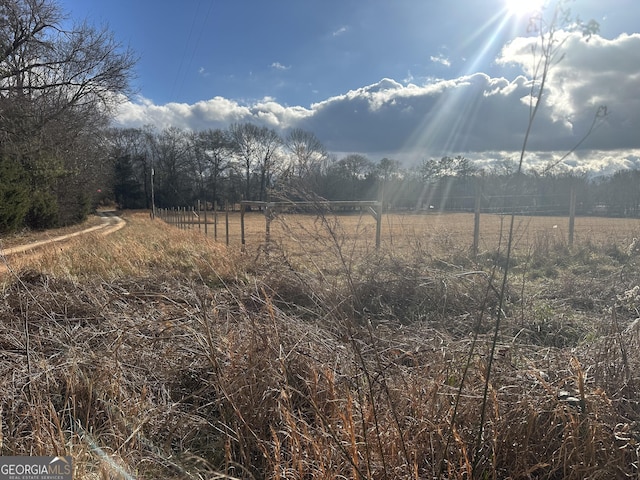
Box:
1;210;640;478
1;211;240;282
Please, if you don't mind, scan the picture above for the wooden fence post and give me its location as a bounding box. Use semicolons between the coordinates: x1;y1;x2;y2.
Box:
568;186;576;247
225;201;229;246
375;203;381;249
204;202;208;235
265;203;272;245
197;201;201;231
240;202;246;251
473;185;481;257
214;201;218;241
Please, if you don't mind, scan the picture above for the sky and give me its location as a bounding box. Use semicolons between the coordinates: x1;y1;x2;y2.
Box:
57;0;640;176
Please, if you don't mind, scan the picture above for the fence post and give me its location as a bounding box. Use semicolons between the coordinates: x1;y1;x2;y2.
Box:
225;201;229;246
265;203;272;245
568;186;576;247
240;202;246;251
214;201;218;241
204;201;208;235
473;185;481;257
375;202;381;249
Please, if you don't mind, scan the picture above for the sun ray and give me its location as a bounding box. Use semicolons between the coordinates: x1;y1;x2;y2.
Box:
505;0;546;17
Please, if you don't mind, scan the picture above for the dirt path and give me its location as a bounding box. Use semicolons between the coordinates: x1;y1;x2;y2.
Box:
0;211;125;274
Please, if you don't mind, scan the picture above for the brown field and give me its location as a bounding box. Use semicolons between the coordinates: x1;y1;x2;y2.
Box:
3;210;640;479
176;210;640;257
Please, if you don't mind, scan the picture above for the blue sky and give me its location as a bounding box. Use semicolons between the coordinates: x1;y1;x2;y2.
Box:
58;0;640;175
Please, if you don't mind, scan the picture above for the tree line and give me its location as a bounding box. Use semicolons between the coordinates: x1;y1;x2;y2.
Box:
0;0;135;233
110;123;640;218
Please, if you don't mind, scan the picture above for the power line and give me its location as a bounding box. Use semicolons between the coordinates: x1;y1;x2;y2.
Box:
171;0;213;98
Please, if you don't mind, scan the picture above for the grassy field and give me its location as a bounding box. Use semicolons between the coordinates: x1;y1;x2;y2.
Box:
2;210;640;478
175;209;640;253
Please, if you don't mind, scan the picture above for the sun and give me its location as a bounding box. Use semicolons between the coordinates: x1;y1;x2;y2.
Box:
505;0;546;16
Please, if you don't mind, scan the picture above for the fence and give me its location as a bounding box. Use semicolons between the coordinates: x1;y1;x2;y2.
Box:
156;189;640;255
156;200;382;250
156;202;232;245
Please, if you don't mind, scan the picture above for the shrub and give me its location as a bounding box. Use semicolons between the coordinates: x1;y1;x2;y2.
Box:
0;157;30;232
26;190;59;229
58;191;92;226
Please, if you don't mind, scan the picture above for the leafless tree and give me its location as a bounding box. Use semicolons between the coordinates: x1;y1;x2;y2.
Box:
194;129;232;207
229;122;283;202
284;128;328;179
0;0;136;225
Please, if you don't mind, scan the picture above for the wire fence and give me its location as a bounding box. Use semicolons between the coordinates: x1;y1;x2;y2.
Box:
156;192;640;256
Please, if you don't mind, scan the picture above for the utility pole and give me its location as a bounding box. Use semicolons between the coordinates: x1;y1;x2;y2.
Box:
150;163;156;219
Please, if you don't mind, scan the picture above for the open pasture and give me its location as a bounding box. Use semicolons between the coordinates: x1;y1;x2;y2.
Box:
195;210;640;258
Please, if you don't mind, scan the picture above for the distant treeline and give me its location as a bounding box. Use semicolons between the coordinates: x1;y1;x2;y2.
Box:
109;124;640;218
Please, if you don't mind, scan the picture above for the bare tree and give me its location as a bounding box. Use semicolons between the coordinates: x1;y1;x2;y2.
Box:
153;127;192;206
284;128;328;179
109;127;155;208
229;123;259;202
196;129;232;207
255;126;282;202
0;0;136;226
229;123;282;202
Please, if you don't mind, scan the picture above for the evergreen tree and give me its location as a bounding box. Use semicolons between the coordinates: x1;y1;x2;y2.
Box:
0;157;29;232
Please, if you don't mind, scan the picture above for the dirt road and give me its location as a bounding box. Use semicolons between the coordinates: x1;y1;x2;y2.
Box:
0;211;125;274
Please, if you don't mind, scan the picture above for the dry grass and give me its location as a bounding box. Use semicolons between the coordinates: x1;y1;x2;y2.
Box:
1;211;240;283
183;209;640;266
2;210;640;478
0;214;105;249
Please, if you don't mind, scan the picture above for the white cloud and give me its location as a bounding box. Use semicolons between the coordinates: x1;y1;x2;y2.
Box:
113;32;640;173
403;71;415;84
498;32;640;149
114;96;253;130
430;54;451;67
332;26;348;37
270;62;291;70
